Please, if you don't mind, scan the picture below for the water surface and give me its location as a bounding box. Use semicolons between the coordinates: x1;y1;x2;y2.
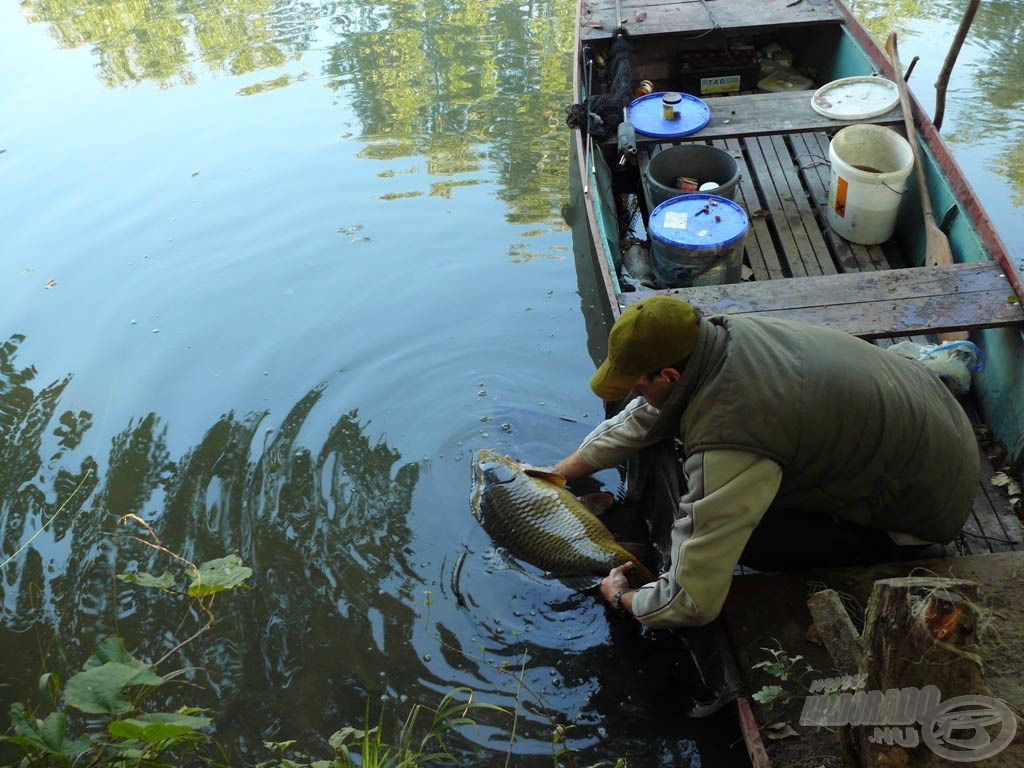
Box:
2;0;1022;764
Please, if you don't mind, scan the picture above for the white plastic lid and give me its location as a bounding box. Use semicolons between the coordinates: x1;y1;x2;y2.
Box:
810;76;900;120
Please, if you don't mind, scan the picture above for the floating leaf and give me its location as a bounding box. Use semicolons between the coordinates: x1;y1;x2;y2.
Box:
188;554;252;597
117;571;176;590
107;712;211;743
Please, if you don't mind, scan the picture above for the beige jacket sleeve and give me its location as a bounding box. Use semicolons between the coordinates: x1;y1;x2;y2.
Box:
632;449;782;628
576;397;670;470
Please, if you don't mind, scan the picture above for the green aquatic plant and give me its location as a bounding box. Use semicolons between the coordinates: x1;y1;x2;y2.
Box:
256;688;506;768
1;516;250;767
751;638;818;710
2;517;621;767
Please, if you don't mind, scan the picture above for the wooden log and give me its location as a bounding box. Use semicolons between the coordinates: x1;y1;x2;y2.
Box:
859;577;989;766
861;577;986;695
807;588;863;673
804;577;1012;766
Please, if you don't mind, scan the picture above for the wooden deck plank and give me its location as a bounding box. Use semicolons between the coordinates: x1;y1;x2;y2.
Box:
963;450;1024;553
765;134;837;276
961;499;998;554
744;136;820;277
623;91;903;146
721;138;783;281
581;0;844;42
620;261;1024;339
960;446;1005;555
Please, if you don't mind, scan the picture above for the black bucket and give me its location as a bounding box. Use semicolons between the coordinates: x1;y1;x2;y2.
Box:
646;144;741;207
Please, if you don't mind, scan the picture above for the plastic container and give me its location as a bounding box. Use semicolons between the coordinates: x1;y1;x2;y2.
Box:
757;64;814;93
662;92;682;120
646;144;741;208
811;76;900;120
648;194;749;288
826;124;914;245
627;92;711;139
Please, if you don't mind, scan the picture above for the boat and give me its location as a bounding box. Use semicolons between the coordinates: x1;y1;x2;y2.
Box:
570;0;1023;433
568;0;1024;765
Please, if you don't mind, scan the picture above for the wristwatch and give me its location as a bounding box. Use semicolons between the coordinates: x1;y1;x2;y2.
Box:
612;587;633;612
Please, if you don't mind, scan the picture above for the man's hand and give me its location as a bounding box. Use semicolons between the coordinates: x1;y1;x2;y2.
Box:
551;451;595;484
507;451;594;485
600;562;635;613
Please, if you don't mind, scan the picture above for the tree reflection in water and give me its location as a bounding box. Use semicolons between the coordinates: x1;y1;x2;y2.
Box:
0;334;425;759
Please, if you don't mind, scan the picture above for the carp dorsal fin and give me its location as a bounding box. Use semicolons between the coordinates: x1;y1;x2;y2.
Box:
523;468;567;487
578;492;615;517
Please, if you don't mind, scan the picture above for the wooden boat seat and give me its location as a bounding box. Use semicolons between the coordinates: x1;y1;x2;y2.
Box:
621;89;903;147
620;261;1022;339
581;0;845;43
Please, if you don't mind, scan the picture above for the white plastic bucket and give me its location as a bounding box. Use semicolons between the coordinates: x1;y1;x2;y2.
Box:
827;124;914;245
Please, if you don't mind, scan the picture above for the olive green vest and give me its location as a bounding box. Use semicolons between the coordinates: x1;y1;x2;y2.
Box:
658;316;978;542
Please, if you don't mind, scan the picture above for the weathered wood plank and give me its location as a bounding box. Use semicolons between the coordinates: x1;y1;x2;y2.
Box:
766;134;837;276
962;442;1024;553
721;138;783;281
743;135;819;277
581;0;844;42
623;91;903;145
620;261;1024;338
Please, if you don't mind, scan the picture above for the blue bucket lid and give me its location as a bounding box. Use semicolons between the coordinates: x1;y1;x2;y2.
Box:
628;92;710;139
648;194;749;249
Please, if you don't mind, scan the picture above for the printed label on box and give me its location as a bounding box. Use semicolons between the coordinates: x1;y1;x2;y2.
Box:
700;75;741;95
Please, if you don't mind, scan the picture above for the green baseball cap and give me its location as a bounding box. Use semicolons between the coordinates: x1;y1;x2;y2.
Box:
589;296;700;400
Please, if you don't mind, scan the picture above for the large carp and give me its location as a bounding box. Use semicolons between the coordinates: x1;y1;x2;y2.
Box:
470;449;655;587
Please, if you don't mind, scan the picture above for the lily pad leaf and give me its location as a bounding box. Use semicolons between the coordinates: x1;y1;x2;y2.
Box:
108;712;211;742
187;555;252;597
117;571;176;590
